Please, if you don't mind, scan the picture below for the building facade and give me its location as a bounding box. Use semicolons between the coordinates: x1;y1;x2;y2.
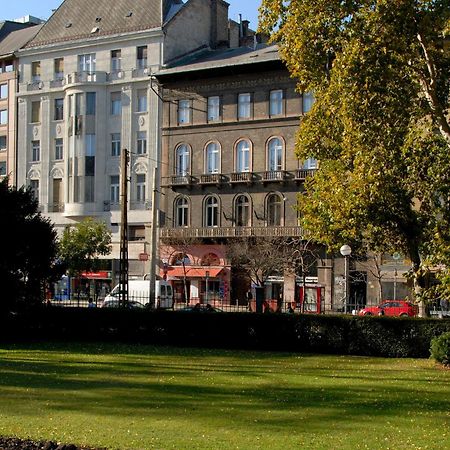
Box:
156;44;333;310
14;0;235;281
0;22;42;185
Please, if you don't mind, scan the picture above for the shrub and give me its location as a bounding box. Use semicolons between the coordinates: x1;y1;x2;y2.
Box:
430;332;450;367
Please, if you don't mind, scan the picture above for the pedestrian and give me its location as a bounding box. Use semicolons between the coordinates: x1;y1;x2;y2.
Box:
88;297;96;308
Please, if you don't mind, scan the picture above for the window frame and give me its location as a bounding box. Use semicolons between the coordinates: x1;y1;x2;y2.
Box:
178;100;191;125
137;131;147;155
175;196;189;227
266;193;284;226
137;89;148;113
235;139;251;173
269;89;284;117
110;175;120;203
0;83;8;99
205;141;221;174
31;140;40;162
235;194;251;227
207;96;220;122
54;98;64;121
110;92;122;115
111;133;121;157
238;93;251;119
0;109;7;125
175;144;191;176
55;138;64;160
111;49;122;72
136;174;146;202
267;137;284;172
204;195;220;228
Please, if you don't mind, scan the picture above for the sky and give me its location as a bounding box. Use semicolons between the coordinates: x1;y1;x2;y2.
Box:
2;0;262;30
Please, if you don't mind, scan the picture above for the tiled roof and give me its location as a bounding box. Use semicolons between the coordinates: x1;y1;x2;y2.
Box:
26;0;167;48
0;25;43;58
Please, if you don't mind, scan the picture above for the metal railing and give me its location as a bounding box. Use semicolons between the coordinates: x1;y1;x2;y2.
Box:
160;226;305;239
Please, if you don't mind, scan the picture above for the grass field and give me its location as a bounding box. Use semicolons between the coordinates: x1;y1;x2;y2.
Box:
0;343;449;450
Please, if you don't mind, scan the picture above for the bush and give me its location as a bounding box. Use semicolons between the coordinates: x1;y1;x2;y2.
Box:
430;332;450;367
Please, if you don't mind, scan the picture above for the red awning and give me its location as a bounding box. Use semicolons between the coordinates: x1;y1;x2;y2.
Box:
161;267;224;278
81;271;110;279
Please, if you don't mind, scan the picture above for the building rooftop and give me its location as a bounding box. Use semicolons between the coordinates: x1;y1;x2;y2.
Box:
156;43;281;79
26;0;181;48
0;24;43;58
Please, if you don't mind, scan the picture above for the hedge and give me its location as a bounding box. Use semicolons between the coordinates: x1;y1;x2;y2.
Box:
2;307;450;358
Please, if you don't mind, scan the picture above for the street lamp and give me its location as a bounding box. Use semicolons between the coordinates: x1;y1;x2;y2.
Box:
340;244;352;314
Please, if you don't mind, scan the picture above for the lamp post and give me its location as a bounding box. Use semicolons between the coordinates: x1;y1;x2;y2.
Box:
340;244;352;314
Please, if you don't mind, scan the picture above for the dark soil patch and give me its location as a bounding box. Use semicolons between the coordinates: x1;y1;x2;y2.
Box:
0;437;107;450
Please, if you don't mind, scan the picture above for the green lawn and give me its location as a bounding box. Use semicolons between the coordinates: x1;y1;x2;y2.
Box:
0;343;449;450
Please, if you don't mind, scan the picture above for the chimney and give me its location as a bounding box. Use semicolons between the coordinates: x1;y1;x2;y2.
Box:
242;20;250;37
210;0;218;49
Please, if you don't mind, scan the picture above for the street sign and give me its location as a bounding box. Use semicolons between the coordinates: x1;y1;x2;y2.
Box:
139;253;149;261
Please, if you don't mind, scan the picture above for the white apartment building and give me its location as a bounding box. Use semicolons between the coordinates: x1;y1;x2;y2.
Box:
15;0;233;278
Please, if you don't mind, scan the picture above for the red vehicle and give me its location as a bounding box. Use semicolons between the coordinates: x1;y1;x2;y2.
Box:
358;300;418;317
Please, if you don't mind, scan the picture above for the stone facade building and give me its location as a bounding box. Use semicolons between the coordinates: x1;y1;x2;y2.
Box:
155;44;333;310
14;0;235;281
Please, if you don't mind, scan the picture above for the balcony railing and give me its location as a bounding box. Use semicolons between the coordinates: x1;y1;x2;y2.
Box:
295;169;316;180
132;67;150;78
66;71;107;84
160;226;305;239
199;173;226;185
170;175;193;186
230;172;254;183
107;70;125;81
27;81;43;91
50;78;65;88
262;170;287;182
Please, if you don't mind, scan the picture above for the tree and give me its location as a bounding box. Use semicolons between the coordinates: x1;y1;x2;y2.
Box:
58;218;112;279
0;178;59;309
226;236;286;287
260;1;450;314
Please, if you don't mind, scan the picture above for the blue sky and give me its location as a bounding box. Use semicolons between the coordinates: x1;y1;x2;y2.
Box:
2;0;261;30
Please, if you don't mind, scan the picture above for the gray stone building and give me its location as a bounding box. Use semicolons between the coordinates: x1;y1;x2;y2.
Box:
14;0;236;284
155;43;332;310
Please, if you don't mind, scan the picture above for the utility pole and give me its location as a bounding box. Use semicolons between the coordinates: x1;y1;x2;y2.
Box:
119;148;129;307
149;166;158;308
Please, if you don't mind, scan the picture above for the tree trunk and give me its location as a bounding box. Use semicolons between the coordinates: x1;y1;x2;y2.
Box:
408;242;427;318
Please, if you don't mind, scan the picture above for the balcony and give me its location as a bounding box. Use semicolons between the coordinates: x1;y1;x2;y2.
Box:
66;71;107;85
170;175;194;187
27;81;44;91
50;78;65;89
199;173;227;185
230;172;254;184
160;226;305;239
295;169;316;180
107;70;126;81
262;170;287;182
132;67;150;78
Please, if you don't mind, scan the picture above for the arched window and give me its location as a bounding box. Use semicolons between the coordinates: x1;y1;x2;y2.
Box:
201;253;220;266
171;252;191;266
236;139;250;173
205;142;220;174
267;193;283;226
205;196;219;227
268;137;283;171
175;144;190;176
235;194;250;227
174;196;189;227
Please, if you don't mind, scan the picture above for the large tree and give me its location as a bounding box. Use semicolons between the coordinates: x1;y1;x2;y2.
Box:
260;1;450;311
0;179;59;309
58;218;112;279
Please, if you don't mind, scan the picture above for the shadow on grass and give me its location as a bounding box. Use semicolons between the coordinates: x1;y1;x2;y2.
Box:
0;342;449;439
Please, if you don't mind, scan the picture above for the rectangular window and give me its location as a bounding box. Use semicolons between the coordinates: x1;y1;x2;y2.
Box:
31;101;41;123
0;84;8;99
54;58;64;79
111;92;121;115
137;89;147;112
78;53;96;73
54;98;64;121
0;110;6;125
137;46;148;69
32;140;40;162
207;96;220;122
0;135;6;151
136;174;146;202
110;175;120;203
31;61;41;82
86;92;96;115
85;176;95;202
111;133;121;157
111;49;122;72
30;180;39;201
270;89;283;116
55;138;63;160
85;134;96;157
137;131;147;155
178;100;190;124
302;92;315;113
0;161;6;176
238;93;251;119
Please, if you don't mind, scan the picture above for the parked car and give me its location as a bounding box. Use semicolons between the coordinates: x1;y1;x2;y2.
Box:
177;303;223;313
101;299;146;309
358;300;418;317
